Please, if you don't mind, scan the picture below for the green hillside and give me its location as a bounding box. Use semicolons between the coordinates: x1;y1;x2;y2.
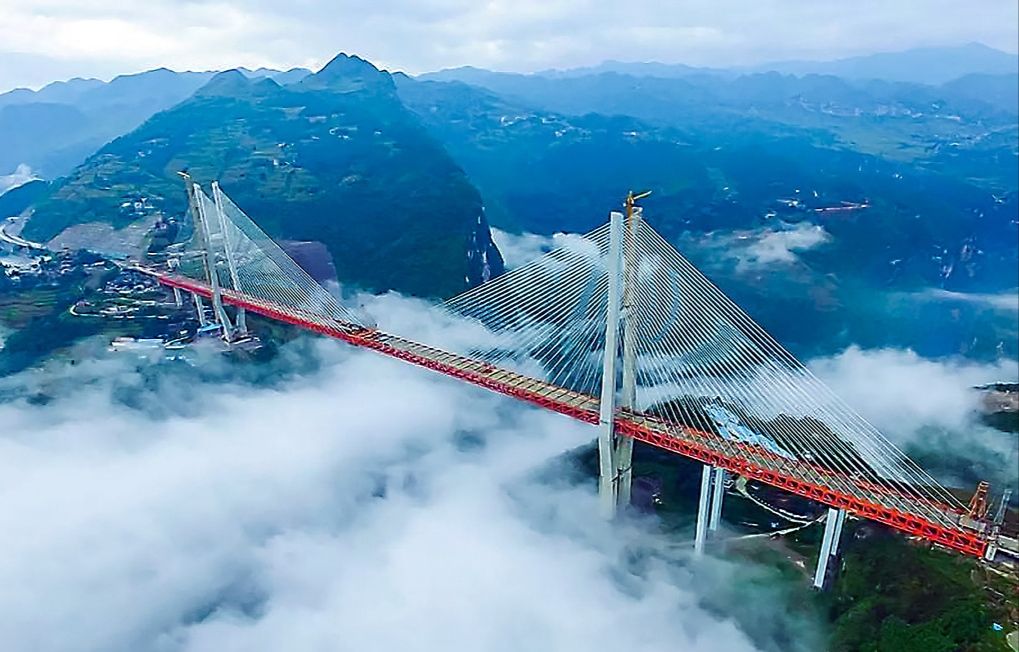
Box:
396;75;1018;359
25;55;503;298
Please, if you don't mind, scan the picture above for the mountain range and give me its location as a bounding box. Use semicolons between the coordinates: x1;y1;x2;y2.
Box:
397;67;1017;284
0;69;214;178
393;72;1017;356
0;67;313;179
1;45;1016;357
20;55;502;298
744;42;1019;85
3;44;1016;183
515;43;1019;85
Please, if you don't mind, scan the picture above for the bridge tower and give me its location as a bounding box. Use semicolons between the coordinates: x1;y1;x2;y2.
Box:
967;481;991;520
181;173;237;341
211;182;247;337
598;191;649;518
983;487;1010;561
596;208;624;517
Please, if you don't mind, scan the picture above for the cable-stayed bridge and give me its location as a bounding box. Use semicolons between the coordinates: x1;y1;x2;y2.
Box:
131;178;1002;586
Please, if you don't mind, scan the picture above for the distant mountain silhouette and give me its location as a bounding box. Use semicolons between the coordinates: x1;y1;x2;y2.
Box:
7;47;1017;353
747;43;1018;85
0;69;215;177
425;43;1018;86
0;66;311;179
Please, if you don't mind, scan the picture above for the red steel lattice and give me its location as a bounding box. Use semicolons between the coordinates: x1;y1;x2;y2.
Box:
149;271;988;558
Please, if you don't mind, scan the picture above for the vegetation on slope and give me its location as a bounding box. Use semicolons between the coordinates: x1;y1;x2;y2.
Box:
26;56;502;298
397;75;1018;359
827;531;1015;652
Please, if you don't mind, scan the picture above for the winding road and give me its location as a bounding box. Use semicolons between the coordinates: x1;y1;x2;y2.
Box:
0;220;44;250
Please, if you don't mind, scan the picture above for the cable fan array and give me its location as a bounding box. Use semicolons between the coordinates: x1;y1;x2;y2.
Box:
443;215;969;529
174;182;368;329
443;225;614;399
167;179;969;533
625;220;968;527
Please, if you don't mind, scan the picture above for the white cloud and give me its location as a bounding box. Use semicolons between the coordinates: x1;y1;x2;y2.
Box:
491;229;555;268
811;346;1018;435
919;288;1019;313
688;222;831;273
490;228;597;269
810;346;1019;491
0;164;39;195
0;296;804;652
0;0;1016;91
742;223;830;266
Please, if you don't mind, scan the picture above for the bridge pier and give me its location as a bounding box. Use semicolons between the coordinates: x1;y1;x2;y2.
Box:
694;465;713;554
829;508;846;557
813;508;845;589
192;293;208;327
708;467;726;532
695;465;727;554
173;286;183;308
614;439;634;509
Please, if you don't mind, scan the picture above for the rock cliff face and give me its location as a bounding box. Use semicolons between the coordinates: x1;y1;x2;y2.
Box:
465;210;504;287
25;54;504;298
279;241;338;286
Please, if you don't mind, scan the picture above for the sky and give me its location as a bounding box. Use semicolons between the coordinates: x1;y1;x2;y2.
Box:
1;0;1017;91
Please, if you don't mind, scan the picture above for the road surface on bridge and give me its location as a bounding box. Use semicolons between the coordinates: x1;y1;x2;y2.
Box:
135;265;988;558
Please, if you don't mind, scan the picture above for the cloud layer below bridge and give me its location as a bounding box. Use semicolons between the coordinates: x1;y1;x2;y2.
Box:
1;291;1014;650
0;296;819;652
811;346;1019;492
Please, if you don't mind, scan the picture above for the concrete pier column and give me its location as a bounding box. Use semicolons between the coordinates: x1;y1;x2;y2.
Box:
813;508;842;589
708;467;726;532
694;464;713;554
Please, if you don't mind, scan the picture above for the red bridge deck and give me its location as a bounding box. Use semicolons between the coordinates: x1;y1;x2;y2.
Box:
143;269;988;558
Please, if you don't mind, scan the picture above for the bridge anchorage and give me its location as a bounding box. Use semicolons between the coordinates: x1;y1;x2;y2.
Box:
133;178;1005;590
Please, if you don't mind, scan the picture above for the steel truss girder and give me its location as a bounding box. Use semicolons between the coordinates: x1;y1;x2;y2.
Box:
146;269;988;559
